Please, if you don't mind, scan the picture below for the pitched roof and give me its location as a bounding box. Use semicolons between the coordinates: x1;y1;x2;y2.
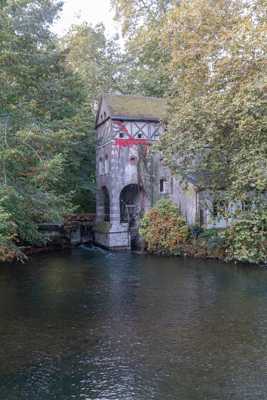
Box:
187;171;226;190
103;94;167;121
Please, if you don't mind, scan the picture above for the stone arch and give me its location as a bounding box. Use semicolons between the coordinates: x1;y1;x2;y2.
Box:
100;186;110;222
120;184;145;224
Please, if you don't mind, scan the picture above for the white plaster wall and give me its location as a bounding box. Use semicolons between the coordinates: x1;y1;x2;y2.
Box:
169;178;197;225
199;191;230;229
111;120;163;141
96;98;111;127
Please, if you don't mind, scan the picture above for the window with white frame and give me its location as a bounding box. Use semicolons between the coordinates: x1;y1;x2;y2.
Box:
160;178;167;194
104;154;109;174
99;158;104;175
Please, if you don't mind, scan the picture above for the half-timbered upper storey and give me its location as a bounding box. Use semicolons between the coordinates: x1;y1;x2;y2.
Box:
96;94;167;147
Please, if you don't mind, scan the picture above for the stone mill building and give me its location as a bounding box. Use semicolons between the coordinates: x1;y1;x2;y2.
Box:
95;94;228;250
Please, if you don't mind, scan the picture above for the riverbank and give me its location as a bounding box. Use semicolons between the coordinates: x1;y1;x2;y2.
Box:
139;200;267;266
0;214;95;263
1;237;265;267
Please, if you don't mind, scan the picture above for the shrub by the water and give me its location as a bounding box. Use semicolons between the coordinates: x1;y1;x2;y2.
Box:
0;207;18;262
139;199;189;255
139;200;266;264
224;209;267;264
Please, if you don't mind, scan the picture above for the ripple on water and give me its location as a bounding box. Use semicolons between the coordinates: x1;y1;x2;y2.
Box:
0;249;267;399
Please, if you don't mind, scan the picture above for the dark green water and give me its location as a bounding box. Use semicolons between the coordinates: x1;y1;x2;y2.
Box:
0;247;267;399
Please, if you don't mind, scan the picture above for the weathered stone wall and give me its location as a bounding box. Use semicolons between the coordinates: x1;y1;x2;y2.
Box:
95;116;201;248
198;191;231;229
170;179;198;225
37;217;94;250
94;230;130;249
96;137;159;248
95;103;203;249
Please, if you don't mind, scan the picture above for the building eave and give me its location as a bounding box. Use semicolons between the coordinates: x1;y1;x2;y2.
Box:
95;116;110;129
111;115;162;123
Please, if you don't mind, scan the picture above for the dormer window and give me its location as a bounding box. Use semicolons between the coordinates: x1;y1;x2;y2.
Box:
119;132;124;138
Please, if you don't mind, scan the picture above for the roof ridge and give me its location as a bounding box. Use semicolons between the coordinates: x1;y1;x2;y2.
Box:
104;93;165;101
100;93;167;121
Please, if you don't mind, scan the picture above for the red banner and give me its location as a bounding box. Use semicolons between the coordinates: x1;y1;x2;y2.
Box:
115;138;149;147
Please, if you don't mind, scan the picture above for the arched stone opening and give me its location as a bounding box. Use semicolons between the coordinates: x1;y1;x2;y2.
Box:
120;184;145;225
100;186;110;222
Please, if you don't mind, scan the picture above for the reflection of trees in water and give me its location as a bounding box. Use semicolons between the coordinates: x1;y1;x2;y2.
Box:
1;253;267;397
0;256;107;374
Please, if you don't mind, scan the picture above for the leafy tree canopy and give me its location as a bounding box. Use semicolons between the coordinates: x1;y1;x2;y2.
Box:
62;22;123;104
112;0;175;96
0;0;96;258
157;0;267;203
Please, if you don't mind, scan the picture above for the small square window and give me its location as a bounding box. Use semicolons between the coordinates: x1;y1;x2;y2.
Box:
160;179;166;193
119;132;124;138
129;156;137;164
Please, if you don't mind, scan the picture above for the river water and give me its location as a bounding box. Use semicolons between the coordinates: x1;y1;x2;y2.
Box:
0;247;267;399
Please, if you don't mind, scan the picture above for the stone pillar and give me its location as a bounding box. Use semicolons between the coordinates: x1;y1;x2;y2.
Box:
109;190;121;228
96;187;105;223
109;186;130;248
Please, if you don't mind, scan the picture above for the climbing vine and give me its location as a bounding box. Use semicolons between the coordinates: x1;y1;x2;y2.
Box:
137;144;159;212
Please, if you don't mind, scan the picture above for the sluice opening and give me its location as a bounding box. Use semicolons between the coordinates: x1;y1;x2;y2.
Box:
120;184;145;250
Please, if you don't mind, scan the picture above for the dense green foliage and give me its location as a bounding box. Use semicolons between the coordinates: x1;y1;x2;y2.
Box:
139;200;227;258
139;199;189;255
0;0;72;258
62;22;123;103
112;0;173;96
158;0;267;197
224;208;267;264
0;0;113;259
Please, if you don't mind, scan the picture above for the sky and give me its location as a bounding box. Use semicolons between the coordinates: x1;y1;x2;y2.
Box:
53;0;120;37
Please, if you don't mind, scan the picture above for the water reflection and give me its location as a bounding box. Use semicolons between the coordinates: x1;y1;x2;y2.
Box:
0;249;267;399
